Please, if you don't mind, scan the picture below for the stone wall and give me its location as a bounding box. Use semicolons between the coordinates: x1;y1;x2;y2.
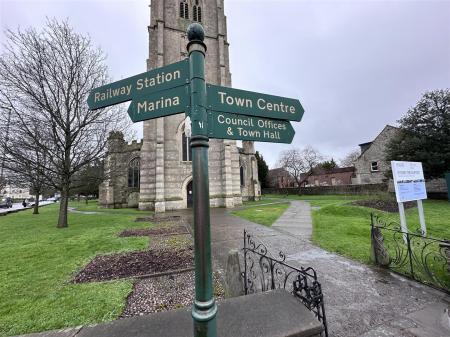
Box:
263;183;388;196
99;132;143;208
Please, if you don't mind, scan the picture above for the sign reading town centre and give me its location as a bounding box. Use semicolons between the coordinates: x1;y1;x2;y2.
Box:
207;84;304;122
87;59;189;111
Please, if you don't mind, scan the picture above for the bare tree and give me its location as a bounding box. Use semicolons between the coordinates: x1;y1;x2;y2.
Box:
0;116;52;214
340;149;360;167
0;19;130;227
278;145;323;187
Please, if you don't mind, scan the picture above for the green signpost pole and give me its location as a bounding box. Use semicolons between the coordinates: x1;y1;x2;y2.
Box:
187;23;217;337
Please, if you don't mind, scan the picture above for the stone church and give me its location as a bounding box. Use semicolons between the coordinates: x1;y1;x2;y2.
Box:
99;0;261;212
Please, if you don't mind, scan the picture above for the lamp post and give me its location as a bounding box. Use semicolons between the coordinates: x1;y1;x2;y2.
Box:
187;23;217;337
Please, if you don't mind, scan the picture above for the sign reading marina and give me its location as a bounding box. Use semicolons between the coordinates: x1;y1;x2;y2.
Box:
207;84;304;122
208;111;294;143
391;161;427;202
87;59;189;110
128;85;189;122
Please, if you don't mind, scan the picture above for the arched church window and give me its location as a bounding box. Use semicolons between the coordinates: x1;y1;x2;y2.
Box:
128;157;140;188
182;129;192;162
180;1;189;19
193;0;202;22
240;165;245;186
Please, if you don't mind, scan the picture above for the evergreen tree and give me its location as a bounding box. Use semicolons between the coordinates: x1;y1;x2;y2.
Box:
255;151;269;188
320;159;338;171
386;89;450;179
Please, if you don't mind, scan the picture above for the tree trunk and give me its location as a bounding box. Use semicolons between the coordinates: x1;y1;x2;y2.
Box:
33;193;40;214
57;186;69;228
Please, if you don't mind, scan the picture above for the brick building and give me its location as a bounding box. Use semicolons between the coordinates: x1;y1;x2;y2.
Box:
268;168;296;188
300;166;355;187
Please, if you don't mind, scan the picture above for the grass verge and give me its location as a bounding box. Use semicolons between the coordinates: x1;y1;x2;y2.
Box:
231;202;290;227
0;201;152;337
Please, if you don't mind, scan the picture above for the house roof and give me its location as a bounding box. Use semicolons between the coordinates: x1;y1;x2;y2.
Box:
269;168;291;176
357;124;399;157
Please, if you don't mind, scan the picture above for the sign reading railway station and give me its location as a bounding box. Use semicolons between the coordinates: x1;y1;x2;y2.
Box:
208;111;295;143
87;59;189;110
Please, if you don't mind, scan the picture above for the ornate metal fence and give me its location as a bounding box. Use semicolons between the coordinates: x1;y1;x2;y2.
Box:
242;230;328;337
371;213;450;293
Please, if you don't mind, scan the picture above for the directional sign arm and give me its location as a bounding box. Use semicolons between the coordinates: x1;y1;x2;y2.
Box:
87;59;189;110
208;111;295;143
207;84;304;122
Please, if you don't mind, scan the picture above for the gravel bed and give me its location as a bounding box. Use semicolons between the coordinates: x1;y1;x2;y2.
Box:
135;215;183;223
121;271;225;317
72;247;194;283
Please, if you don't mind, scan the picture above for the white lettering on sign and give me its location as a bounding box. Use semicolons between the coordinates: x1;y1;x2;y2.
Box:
218;92;253;108
216;91;296;114
136;70;181;91
256;98;295;113
94;85;132;102
137;96;180;113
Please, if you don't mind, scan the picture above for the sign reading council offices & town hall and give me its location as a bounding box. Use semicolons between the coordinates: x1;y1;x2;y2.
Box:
87;23;305;337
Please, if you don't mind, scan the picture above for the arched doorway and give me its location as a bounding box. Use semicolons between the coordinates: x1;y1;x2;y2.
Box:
186;180;193;208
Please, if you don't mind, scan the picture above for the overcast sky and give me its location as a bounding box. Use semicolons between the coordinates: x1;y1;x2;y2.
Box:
1;0;449;168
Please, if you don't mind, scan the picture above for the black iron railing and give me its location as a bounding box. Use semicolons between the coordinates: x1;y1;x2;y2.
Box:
371;213;450;293
242;230;328;337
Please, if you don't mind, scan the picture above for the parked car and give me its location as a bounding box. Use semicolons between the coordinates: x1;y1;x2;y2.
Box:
0;197;13;208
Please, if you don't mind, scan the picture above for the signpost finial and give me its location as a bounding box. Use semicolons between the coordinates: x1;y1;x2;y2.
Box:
187;23;205;42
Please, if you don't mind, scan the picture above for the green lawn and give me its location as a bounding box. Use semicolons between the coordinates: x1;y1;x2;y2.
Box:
0;202;152;337
231;202;290;227
258;194;450;265
309;199;450;265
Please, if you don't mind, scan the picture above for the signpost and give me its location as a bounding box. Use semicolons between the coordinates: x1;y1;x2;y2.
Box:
88;23;304;337
391;161;428;236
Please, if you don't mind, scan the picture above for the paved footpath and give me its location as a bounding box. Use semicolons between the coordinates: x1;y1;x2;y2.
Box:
272;200;313;240
210;203;450;337
15;201;450;337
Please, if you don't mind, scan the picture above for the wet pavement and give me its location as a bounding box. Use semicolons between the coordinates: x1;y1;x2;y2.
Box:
0;201;54;215
205;204;450;337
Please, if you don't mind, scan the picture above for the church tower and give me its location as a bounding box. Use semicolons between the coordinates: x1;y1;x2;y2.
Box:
100;0;261;211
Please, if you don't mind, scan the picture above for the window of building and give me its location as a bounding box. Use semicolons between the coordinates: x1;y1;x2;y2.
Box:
182;130;192;162
240;166;245;186
180;1;189;19
371;161;379;172
193;0;202;22
128;157;140;188
331;177;336;185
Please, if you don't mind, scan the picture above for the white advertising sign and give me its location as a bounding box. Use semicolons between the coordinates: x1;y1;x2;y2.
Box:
391;161;427;202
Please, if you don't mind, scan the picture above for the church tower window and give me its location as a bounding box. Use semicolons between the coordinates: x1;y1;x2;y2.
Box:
128;157;140;188
180;1;189;19
182;130;192;162
240;166;245;186
193;0;202;22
